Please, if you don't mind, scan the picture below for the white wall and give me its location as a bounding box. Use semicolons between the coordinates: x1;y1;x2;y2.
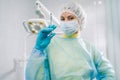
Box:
106;0;120;79
0;0;36;80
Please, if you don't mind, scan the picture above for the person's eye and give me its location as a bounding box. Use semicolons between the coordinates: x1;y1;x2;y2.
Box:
60;17;65;21
70;17;74;20
68;16;75;20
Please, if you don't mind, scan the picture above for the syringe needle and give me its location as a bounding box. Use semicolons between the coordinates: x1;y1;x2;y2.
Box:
50;13;52;25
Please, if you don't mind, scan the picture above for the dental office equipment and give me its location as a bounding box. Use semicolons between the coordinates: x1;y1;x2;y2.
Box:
23;0;60;34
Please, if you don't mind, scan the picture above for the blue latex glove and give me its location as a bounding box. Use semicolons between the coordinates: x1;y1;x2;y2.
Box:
34;25;56;51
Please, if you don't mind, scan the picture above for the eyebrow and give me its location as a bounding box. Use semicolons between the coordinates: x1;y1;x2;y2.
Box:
60;15;75;18
68;15;74;18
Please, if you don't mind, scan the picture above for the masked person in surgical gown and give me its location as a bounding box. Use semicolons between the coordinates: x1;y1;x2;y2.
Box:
25;2;115;80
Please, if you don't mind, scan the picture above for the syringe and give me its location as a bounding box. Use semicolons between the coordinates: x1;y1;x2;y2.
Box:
47;13;55;36
50;13;53;25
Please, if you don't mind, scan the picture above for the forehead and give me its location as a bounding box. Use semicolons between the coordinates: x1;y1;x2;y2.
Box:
60;11;76;17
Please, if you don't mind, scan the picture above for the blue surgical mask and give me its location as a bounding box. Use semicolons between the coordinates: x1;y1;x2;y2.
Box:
60;20;79;36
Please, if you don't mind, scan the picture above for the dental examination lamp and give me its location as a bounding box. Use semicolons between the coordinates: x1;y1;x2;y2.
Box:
23;0;60;34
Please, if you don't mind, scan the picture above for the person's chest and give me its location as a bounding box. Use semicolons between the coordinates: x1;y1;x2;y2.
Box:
46;38;97;80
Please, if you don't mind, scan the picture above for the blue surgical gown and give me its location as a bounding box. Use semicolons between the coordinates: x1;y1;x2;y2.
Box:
25;36;115;80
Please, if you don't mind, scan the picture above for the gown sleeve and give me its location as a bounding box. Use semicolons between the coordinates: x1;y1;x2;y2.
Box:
25;48;51;80
91;45;116;80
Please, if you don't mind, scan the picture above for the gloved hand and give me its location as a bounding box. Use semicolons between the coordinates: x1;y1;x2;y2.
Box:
34;25;56;51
